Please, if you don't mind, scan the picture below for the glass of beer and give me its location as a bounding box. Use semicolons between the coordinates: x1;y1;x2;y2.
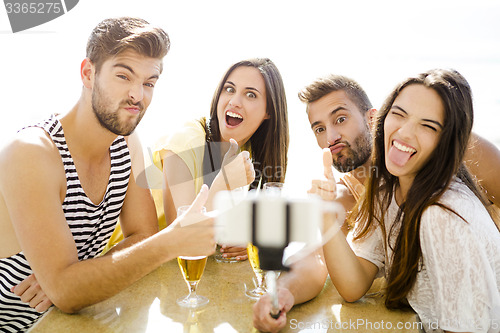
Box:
176;205;209;308
245;243;267;299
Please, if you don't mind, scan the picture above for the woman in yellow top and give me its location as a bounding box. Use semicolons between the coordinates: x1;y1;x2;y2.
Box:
104;58;289;258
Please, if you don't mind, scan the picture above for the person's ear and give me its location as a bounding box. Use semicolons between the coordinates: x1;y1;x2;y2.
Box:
366;108;377;130
81;58;95;89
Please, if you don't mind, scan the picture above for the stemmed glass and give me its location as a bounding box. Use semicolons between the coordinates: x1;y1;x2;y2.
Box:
176;205;209;308
245;243;267;299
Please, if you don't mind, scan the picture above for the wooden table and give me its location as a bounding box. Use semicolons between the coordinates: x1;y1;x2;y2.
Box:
30;256;418;332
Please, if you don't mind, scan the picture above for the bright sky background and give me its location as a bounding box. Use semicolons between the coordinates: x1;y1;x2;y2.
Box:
1;0;499;192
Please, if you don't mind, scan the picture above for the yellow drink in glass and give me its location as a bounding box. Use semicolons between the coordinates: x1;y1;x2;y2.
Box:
177;256;207;282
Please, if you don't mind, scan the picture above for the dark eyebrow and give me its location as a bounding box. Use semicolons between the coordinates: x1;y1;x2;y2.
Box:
391;105;443;129
310;121;321;129
226;80;261;94
330;106;348;115
391;105;407;114
246;87;261;93
114;63;135;74
114;63;159;80
310;106;348;129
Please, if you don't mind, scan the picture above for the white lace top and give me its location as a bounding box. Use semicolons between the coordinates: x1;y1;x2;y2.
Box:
351;180;500;333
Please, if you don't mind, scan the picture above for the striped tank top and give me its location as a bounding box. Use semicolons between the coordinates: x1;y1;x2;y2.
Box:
0;115;131;332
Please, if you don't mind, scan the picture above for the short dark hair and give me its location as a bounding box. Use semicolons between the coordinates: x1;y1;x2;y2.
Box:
298;74;372;113
86;17;170;73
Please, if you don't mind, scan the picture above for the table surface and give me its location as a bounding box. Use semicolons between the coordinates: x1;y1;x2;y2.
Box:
29;256;419;332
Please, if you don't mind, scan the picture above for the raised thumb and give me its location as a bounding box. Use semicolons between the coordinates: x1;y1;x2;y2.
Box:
224;138;239;159
322;148;335;181
187;184;209;214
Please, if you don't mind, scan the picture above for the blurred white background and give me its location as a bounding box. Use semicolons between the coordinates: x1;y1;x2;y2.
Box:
1;0;499;192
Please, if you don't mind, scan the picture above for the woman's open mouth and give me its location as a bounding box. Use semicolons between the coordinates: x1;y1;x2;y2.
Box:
225;110;244;127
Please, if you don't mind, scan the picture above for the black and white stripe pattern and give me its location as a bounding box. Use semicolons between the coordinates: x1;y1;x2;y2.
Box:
0;115;131;332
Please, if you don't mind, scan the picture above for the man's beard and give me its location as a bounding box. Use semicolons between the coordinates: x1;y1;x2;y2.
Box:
91;80;144;136
332;130;372;173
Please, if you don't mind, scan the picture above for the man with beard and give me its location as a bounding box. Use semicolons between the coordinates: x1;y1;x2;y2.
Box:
0;17;215;332
304;75;375;234
253;75;377;333
253;74;500;332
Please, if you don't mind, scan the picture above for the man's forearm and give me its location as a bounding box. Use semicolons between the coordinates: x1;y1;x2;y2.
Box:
46;231;170;313
104;227;157;256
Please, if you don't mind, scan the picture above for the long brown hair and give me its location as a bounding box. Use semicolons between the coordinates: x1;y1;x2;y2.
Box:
352;69;490;309
201;58;289;188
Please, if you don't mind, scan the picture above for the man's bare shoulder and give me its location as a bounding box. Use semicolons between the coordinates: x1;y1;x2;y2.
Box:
124;131;147;179
0;127;61;179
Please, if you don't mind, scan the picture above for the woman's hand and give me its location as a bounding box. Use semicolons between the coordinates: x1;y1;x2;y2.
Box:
219;245;248;261
218;139;255;190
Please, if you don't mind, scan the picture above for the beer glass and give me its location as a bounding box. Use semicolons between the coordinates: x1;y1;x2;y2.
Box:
245;243;267;299
176;205;209;308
